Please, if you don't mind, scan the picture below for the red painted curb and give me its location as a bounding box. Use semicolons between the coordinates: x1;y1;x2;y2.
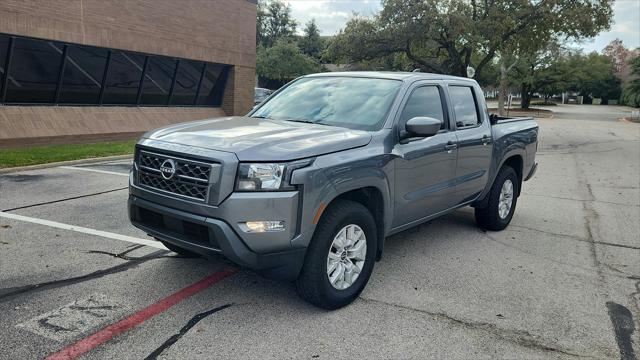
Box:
46;267;238;360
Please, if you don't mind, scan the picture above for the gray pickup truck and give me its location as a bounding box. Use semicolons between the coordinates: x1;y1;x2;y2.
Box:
128;72;538;309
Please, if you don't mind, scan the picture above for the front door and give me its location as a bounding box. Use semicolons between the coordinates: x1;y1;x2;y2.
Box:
392;84;458;228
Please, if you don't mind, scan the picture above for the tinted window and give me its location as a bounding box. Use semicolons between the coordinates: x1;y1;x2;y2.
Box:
103;51;145;104
400;86;445;129
140;56;176;105
196;64;228;106
0;35;9;96
0;34;229;107
449;86;479;127
5;38;63;103
171;60;203;105
251;77;402;131
59;45;108;104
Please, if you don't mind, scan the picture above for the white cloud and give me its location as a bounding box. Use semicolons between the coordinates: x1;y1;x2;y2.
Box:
284;0;380;35
579;0;640;52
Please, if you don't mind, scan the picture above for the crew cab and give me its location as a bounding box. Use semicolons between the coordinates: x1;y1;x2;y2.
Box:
128;72;538;309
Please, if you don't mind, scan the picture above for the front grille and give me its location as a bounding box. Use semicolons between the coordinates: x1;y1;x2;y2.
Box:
137;150;214;201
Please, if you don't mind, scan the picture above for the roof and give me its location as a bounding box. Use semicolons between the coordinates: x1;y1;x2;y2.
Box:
305;71;473;82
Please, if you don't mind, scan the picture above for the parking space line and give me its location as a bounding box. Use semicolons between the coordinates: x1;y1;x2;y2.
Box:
45;268;238;360
2;187;127;212
59;166;129;177
0;212;166;250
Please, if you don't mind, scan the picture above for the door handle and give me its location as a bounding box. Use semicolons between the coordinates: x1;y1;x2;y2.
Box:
482;135;492;145
444;141;457;153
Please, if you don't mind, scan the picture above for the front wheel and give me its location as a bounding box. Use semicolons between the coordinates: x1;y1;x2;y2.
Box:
475;166;519;231
296;200;377;310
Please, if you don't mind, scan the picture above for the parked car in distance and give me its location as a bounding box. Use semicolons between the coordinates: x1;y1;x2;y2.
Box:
254;87;273;105
129;72;539;309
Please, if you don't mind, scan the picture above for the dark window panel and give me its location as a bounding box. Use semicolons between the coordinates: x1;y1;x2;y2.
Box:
400;86;446;129
103;51;145;104
140;56;176;105
196;64;228;106
0;35;9;97
449;86;480;127
171;60;203;105
59;45;109;104
5;37;64;103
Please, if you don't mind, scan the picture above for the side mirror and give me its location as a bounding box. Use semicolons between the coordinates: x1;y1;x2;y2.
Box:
405;117;442;137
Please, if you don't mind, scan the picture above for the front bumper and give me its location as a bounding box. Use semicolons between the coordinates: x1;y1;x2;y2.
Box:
129;195;306;280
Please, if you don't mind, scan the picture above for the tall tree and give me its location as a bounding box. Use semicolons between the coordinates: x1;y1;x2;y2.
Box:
298;19;323;59
602;39;637;86
328;0;613;80
256;0;297;48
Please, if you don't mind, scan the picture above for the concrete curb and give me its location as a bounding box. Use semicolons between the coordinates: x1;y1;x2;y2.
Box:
620;117;640;124
0;154;133;174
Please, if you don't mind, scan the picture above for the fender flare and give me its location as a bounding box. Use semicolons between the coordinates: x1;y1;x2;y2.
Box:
320;170;392;260
473;146;526;208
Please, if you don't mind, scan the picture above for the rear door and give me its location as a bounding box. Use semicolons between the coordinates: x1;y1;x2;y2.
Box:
392;82;458;228
447;83;493;204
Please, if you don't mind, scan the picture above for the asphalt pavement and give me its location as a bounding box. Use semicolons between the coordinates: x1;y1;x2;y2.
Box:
0;104;638;359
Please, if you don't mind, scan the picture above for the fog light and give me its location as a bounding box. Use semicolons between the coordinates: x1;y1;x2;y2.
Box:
239;221;285;233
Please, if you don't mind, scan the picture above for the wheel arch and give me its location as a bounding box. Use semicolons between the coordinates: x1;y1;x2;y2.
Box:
321;186;387;261
501;154;524;196
473;151;525;208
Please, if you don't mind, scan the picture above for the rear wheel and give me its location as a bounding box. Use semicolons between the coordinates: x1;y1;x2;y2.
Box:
158;239;200;258
475;166;518;231
296;200;377;309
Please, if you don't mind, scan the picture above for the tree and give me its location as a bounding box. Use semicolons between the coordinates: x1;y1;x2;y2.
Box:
620;57;640;107
328;0;613;80
256;0;297;48
298;19;322;59
510;42;568;108
576;53;621;103
511;48;623;107
256;40;321;89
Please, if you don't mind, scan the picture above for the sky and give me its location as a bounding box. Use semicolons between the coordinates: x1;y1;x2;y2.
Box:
284;0;640;53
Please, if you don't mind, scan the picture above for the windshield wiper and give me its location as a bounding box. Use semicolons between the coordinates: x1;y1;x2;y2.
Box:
251;115;272;119
286;119;315;124
284;119;332;126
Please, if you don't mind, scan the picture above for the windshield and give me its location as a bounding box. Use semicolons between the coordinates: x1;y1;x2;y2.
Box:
251;76;402;131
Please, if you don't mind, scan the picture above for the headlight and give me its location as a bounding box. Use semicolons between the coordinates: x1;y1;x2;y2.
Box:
236;163;286;191
235;160;313;191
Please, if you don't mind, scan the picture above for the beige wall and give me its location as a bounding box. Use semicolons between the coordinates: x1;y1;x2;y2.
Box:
0;0;256;147
0;107;226;148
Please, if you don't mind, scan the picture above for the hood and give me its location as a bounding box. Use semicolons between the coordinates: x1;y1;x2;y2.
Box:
143;116;372;161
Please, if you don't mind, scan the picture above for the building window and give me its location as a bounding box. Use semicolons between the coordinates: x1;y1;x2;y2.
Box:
0;33;230;107
0;35;9;97
60;45;109;104
103;51;145;104
5;37;64;103
140;56;176;105
171;60;203;105
197;63;228;106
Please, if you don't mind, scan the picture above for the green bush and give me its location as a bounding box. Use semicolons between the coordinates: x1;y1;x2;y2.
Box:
620;86;640;108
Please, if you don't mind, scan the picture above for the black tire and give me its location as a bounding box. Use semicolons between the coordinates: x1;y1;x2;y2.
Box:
475;166;519;231
296;200;377;310
158;239;200;258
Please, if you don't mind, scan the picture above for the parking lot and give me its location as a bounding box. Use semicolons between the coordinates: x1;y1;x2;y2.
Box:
0;104;638;359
